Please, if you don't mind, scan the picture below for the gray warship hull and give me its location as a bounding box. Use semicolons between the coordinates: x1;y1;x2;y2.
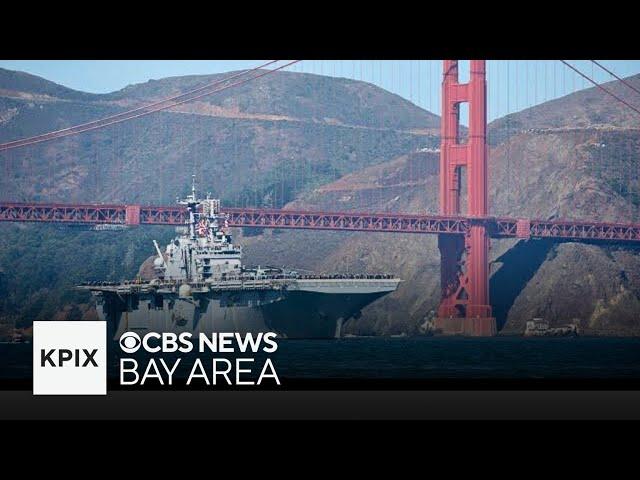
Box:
87;278;400;339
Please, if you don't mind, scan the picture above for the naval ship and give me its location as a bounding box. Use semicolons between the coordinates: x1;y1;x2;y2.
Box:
78;181;401;339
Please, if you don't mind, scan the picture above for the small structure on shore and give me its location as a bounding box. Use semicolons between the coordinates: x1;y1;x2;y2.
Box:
524;318;579;337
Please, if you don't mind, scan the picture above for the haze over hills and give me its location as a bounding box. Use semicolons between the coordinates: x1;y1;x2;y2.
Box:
0;66;639;336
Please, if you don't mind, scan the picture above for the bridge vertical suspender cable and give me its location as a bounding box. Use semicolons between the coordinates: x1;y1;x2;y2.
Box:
568;61;640;223
563;60;640;223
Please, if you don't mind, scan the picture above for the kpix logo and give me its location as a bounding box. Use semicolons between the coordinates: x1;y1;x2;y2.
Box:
40;348;99;367
33;321;106;395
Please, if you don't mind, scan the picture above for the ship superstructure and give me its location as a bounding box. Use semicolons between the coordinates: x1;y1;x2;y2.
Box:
78;180;401;339
154;178;242;283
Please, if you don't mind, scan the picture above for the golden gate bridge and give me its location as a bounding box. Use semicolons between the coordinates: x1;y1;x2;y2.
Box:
0;59;639;336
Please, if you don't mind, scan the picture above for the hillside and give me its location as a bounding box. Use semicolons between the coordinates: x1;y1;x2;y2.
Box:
0;67;98;102
489;73;640;145
0;68;438;206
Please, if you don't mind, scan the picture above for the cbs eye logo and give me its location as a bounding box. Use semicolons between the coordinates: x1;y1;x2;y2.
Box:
119;332;142;353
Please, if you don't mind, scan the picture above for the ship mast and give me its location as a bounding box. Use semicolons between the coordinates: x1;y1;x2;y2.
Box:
188;175;197;239
177;174;200;240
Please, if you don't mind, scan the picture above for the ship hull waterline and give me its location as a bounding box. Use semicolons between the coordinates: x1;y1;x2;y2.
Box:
92;287;393;340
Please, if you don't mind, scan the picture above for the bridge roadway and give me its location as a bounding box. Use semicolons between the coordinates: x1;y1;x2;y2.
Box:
0;201;639;243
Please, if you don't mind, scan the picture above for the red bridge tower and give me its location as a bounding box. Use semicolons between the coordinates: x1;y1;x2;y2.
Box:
435;60;496;336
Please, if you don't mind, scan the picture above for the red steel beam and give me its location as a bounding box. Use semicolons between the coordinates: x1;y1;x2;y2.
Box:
494;217;640;242
223;208;470;234
1;202;639;243
0;202;127;224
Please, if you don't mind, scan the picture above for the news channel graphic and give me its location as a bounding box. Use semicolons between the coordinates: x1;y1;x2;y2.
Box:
116;331;280;387
32;321;280;394
33;321;106;395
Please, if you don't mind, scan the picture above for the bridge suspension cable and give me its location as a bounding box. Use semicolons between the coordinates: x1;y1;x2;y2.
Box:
560;60;640;116
591;60;640;97
0;60;299;152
